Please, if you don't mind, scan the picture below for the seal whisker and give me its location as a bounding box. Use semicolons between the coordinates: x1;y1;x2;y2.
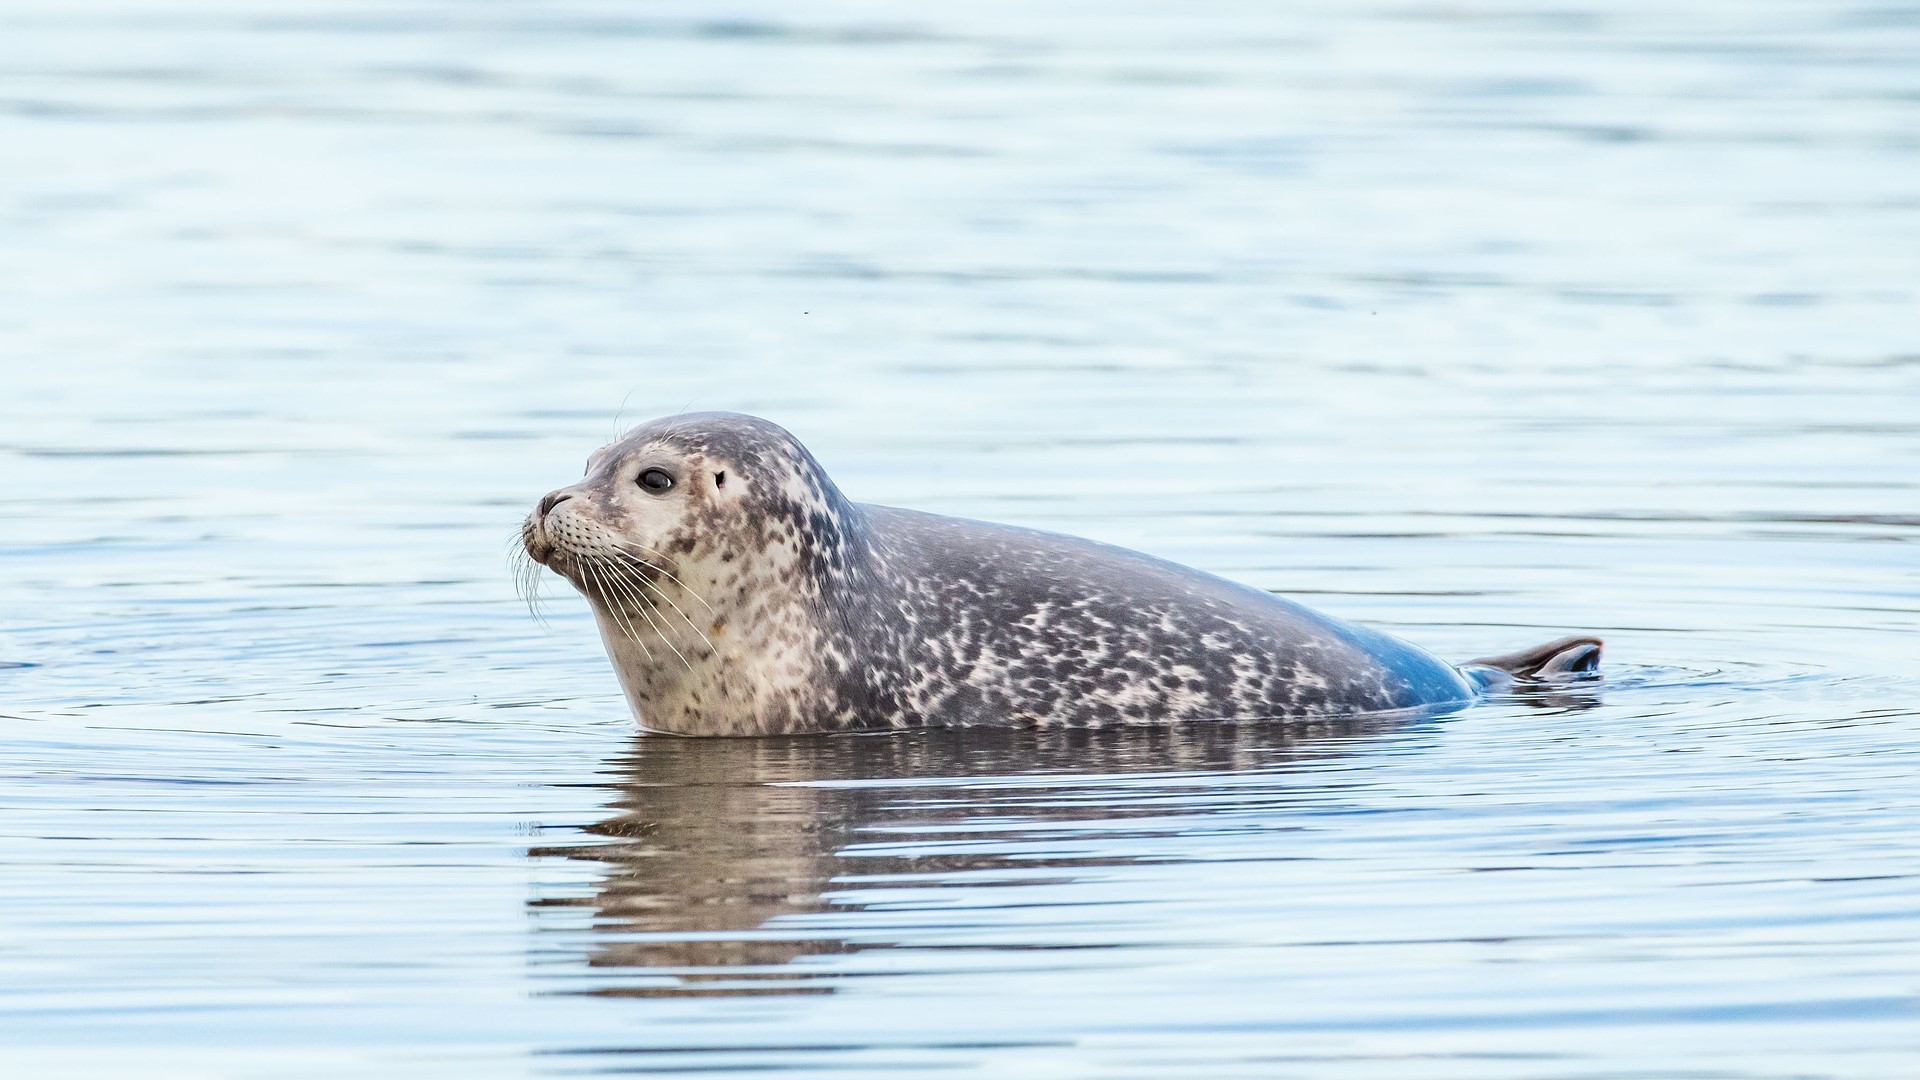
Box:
595;558;696;675
633;593;699;676
608;567;697;675
608;548;718;649
611;542;719;616
508;541;551;626
641;579;717;652
587;562;655;661
581;564;623;640
595;561;651;627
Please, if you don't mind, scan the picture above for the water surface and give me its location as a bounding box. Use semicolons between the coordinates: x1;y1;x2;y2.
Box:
2;1;1918;1077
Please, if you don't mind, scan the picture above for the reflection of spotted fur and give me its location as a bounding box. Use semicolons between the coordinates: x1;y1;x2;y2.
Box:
539;719;1420;993
529;413;1480;736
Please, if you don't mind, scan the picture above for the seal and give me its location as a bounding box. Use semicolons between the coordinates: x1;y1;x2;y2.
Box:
519;412;1600;736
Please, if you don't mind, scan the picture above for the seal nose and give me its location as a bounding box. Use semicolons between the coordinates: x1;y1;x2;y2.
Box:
537;491;574;518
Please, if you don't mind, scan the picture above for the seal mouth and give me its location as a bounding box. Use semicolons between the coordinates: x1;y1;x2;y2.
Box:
521;515;559;568
520;517;637;592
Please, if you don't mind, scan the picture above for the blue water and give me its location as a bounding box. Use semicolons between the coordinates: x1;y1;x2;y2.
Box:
2;2;1918;1076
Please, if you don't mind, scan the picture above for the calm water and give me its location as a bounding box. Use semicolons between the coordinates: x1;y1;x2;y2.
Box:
3;1;1919;1076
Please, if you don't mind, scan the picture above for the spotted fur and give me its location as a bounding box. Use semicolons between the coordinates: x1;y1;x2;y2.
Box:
523;412;1587;736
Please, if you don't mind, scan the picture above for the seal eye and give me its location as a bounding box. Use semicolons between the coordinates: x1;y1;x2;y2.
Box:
638;468;674;493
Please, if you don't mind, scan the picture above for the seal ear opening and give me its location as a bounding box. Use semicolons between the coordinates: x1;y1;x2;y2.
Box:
1467;636;1603;683
714;471;726;488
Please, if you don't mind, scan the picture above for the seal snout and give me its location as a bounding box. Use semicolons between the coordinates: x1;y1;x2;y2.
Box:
524;487;580;567
522;515;557;566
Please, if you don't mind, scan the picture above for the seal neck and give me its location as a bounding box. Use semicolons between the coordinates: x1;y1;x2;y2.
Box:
599;503;877;735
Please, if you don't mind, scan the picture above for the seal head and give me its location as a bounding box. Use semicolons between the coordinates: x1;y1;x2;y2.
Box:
523;413;868;734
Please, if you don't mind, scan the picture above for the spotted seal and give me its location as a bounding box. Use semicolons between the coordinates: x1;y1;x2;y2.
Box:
519;412;1600;736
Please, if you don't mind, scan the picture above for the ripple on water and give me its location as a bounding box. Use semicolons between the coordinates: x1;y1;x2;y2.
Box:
3;0;1920;1077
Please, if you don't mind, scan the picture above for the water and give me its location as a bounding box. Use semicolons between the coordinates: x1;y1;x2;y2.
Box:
3;1;1918;1076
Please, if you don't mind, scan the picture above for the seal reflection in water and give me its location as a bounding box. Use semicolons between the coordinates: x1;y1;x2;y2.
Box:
519;412;1600;736
530;721;1416;998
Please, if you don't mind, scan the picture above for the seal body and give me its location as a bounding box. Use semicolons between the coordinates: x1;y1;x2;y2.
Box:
520;412;1599;736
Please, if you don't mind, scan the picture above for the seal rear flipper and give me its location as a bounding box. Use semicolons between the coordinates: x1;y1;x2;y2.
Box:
1466;635;1603;683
